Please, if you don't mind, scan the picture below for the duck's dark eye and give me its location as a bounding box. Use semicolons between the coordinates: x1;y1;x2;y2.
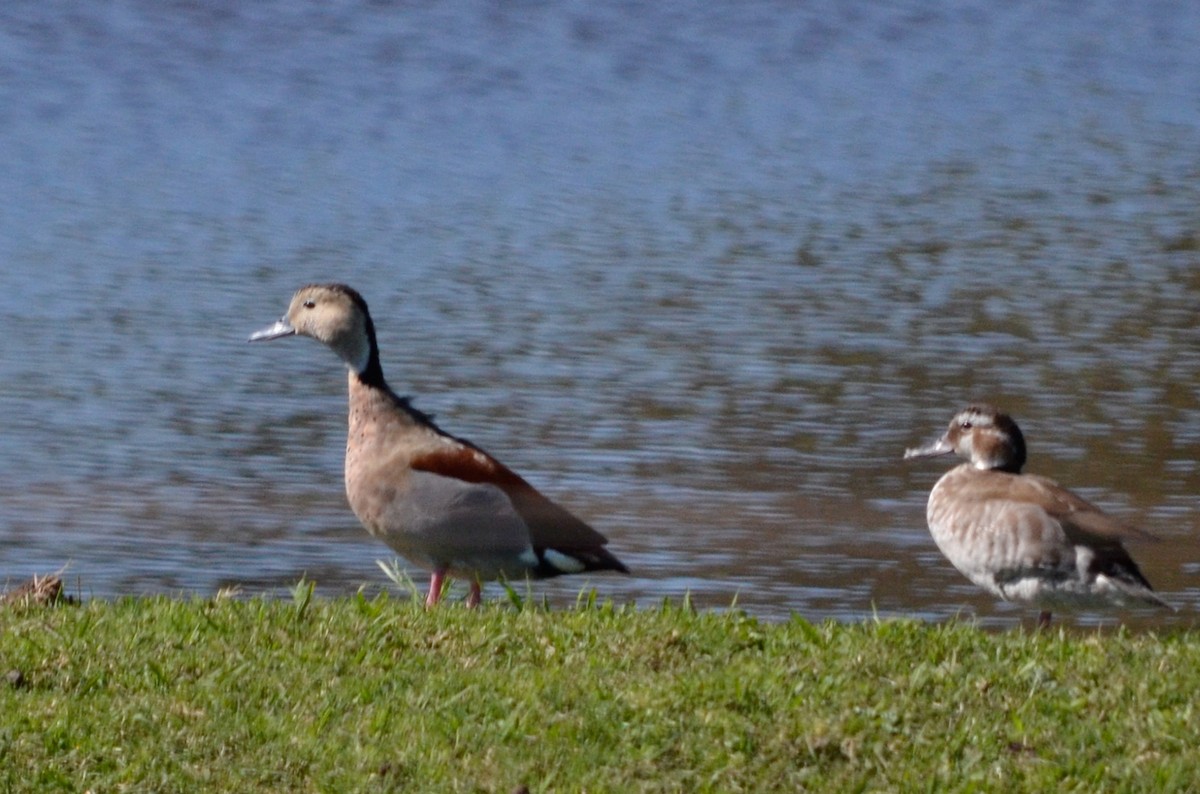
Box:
960;421;973;430
303;300;316;309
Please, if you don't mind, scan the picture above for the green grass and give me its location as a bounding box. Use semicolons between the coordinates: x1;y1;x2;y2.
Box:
2;592;1199;792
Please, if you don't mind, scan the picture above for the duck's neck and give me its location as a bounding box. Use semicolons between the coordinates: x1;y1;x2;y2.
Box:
344;334;443;442
340;318;385;388
345;369;410;466
346;364;427;436
347;363;397;423
352;350;387;390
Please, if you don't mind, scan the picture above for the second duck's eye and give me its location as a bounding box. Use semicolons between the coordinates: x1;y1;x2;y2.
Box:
303;300;316;309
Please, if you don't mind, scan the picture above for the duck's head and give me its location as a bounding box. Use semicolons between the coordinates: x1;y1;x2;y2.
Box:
249;283;378;377
904;404;1027;473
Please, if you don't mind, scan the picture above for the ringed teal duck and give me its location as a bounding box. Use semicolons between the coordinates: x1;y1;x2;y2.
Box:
250;283;628;606
904;404;1169;627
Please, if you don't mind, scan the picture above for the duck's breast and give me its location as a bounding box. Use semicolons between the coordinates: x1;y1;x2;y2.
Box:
927;469;1074;598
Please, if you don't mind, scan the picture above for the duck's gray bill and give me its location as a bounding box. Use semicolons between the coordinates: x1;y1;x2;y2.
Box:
903;437;954;460
248;319;296;342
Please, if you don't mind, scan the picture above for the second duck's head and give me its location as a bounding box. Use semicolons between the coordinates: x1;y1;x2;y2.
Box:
249;283;378;376
904;404;1027;473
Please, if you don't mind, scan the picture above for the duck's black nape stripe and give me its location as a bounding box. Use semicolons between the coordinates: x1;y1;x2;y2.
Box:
356;349;387;389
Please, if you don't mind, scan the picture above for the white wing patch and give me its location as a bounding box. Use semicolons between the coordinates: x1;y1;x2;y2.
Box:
542;549;587;574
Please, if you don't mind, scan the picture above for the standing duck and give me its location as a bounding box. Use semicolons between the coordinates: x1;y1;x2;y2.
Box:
250;283;628;606
904;404;1169;627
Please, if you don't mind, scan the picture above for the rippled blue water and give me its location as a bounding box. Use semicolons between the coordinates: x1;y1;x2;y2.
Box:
2;1;1198;625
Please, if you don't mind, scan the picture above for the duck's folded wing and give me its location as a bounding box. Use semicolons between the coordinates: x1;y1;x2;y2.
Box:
410;444;628;574
378;468;531;558
1020;474;1159;544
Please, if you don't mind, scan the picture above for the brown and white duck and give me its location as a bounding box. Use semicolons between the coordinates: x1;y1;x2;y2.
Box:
250;283;628;606
904;404;1170;627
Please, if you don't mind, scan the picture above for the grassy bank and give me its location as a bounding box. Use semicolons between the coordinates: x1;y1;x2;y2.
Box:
2;589;1198;792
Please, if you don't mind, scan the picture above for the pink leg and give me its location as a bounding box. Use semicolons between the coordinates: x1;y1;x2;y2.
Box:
466;580;482;608
426;570;446;607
